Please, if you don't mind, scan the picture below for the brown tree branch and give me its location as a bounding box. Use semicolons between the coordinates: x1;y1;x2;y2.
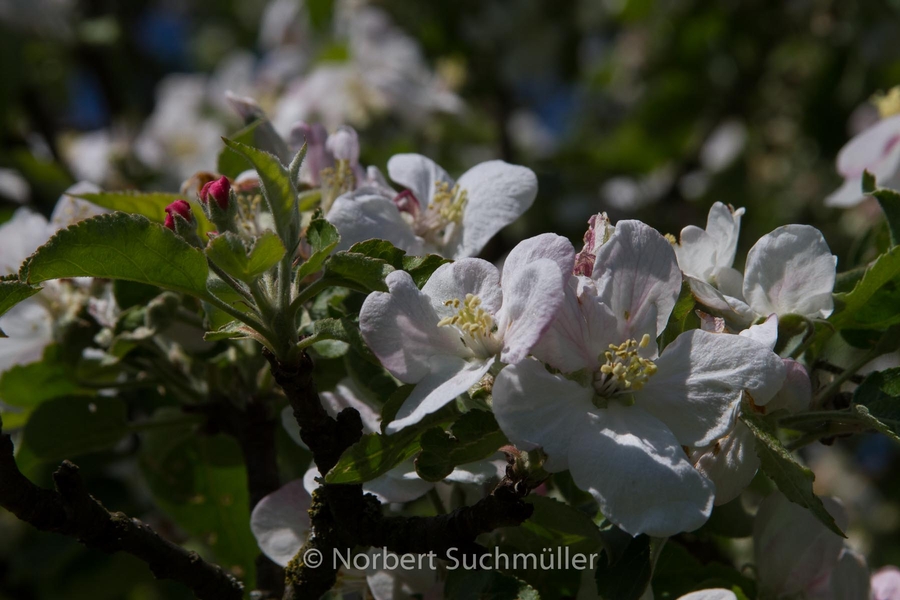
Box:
0;416;244;600
265;349;537;599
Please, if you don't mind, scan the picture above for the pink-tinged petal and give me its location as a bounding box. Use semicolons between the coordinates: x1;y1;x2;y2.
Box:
754;492;849;598
871;566;900;600
289;122;331;186
567;403;715;537
836;114;900;179
767;358;812;414
453;160;538;258
496;258;565;364
637;330;786;447
325;126;360;164
250;479;311;567
743;225;836;319
492;358;593;472
421;258;503;317
677;591;738;600
502;233;575;287
809;548;870;600
387;153;452;206
739;313;778;350
360;270;466;382
592;220;682;339
384;356;491;433
327;192;425;255
692;420;760;506
532;275;619;374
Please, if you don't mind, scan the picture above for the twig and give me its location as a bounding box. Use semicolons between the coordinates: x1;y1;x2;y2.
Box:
0;417;243;600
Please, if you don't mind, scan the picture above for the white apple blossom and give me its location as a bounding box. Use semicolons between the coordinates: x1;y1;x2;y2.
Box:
493;220;786;536
360;234;573;433
329;153;538;258
250;479;442;599
676;204;837;328
753;491;870;600
872;566;900;600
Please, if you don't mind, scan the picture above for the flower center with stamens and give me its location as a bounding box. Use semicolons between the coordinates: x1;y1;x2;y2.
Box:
415;181;468;246
437;293;500;357
592;334;657;405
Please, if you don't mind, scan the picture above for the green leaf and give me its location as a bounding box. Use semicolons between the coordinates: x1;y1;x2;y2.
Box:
594;534;651;600
24;396;128;461
402;254;451;288
325;427;423;484
75;191;214;236
0;280;41;337
831;246;900;330
660;280;697;350
311;317;377;363
296;218;340;280
0;346;92;407
415;410;508;482
322;251;395;293
852;368;900;442
348;239;407;264
140;419;257;585
652;540;756;600
222;138;298;250
206;231;286;283
346;239;450;288
218;120;261;179
288;144;308;189
380;385;413;433
863;171;900;246
22;213;210;299
740;402;845;537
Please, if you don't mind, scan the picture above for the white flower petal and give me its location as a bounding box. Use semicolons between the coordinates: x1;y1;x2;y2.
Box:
687;277;755;327
753;492;849;597
675;224;718;281
739;313;778;350
835;114;900;181
360;270;466;382
638;329;786;447
532;275;618;373
365;458;434;503
445;456;506;484
454;160;538;258
705;203;744;269
677;590;738;600
250;479;311;568
592;220;682;339
501;233;575;286
567;403;715;537
420;258;503;317
321;378;382;433
496;258;565;364
825;177;866;208
871;566;900;600
812;548;870;600
387;153;452;205
492;358;593;472
0;300;53;373
743;225;836;319
0;208;50;275
327;192;424;254
385;356;491;433
692;420;760;506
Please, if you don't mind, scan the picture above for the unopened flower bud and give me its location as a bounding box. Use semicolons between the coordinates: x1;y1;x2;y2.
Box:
164;200;193;230
200;176;231;210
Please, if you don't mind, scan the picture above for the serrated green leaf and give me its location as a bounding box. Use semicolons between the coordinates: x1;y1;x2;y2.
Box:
348;239;406;264
740;402;845;537
0;345;93;407
594;534;651;600
402;254;451;288
323;251;395;293
289;144;308;188
831;246;900;330
204;320;253;342
218;120;261;179
222;138;298;250
296;218;340;280
24;396;128;461
415;410;508;482
22;213;210;299
206;231;286;283
0;280;42;337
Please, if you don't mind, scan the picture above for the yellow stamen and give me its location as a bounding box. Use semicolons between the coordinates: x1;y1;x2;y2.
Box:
594;337;658;397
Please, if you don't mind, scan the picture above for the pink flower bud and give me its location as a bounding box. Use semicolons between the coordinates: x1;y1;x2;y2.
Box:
164;199;193;230
199;176;231;210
